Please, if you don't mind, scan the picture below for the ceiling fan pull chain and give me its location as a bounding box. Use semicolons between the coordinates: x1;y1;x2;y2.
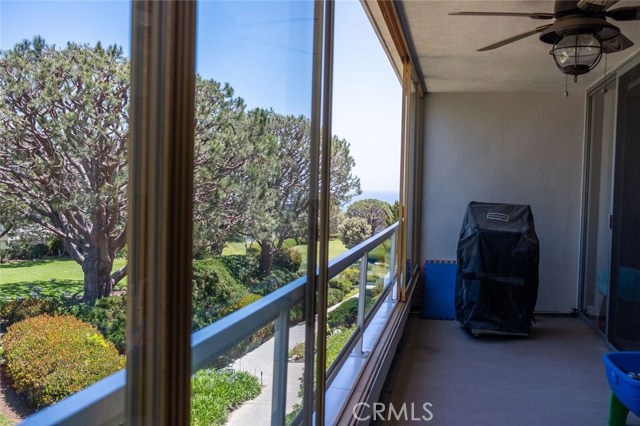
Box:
564;74;569;97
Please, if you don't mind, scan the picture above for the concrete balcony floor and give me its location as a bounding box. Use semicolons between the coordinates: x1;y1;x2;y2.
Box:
382;316;640;426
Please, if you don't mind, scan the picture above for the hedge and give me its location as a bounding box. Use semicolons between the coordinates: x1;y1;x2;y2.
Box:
0;297;59;329
216;255;261;287
329;276;352;294
272;248;302;272
192;258;249;330
3;315;125;407
70;296;127;353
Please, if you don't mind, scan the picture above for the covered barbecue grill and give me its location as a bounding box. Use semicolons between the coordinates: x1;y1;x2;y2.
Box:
455;202;540;336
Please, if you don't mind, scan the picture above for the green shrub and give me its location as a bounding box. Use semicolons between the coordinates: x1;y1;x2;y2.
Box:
289;301;304;324
246;245;261;257
368;244;387;264
216;255;261;287
327;297;375;329
116;244;128;259
70;296;127;353
329;276;352;294
4;235;65;260
220;293;262;316
0;297;60;328
326;326;356;368
192;259;249;330
249;269;300;296
285;326;356;423
287;326;356;366
327;298;359;329
3;315;125;407
328;288;346;307
285;404;302;426
272;248;302;272
46;236;65;257
281;238;298;249
340;268;361;287
5;242;47;260
370;280;385;299
191;369;261;426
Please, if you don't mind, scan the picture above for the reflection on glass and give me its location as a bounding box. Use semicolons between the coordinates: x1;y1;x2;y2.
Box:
192;0;319;328
582;84;615;334
609;64;640;350
0;1;131;418
193;1;315;424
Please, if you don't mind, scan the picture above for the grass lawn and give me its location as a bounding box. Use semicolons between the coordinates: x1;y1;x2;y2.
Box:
221;241;249;256
0;239;352;299
293;239;348;273
0;257;127;299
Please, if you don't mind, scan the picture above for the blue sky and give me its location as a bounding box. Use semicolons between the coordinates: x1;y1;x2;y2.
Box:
0;0;400;194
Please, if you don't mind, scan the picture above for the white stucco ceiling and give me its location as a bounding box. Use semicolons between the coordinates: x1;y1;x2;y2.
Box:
397;0;640;92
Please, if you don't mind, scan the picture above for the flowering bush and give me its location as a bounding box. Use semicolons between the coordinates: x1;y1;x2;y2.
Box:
3;315;125;407
0;297;59;328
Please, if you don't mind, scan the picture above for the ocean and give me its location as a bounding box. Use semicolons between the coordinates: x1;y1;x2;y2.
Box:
347;190;399;206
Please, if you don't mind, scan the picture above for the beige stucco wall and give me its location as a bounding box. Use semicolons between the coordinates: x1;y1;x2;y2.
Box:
420;91;586;313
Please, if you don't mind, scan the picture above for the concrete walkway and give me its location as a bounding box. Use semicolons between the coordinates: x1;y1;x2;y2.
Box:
226;293;363;425
227;322;306;426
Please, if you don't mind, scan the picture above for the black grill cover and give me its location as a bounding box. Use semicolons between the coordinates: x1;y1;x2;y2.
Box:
455;202;540;334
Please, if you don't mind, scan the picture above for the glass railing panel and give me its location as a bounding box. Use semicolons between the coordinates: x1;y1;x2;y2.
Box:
284;300;306;426
365;241;392;317
195;320;275;426
324;226;397;383
17;224;398;426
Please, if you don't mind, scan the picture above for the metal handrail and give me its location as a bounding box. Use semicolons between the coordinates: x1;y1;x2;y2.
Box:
326;222;398;280
20;223;400;426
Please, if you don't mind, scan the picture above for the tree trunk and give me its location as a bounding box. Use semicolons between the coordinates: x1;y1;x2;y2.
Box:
210;239;225;256
259;239;273;275
83;248;114;301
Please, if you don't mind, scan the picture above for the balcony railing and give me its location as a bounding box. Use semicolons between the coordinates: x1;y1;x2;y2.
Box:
20;223;400;426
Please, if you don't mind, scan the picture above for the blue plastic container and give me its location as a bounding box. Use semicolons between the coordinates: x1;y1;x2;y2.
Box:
603;352;640;416
423;260;456;320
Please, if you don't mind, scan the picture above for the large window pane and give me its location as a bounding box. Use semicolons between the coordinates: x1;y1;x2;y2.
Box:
0;2;130;422
193;2;314;424
581;83;615;334
321;1;402;422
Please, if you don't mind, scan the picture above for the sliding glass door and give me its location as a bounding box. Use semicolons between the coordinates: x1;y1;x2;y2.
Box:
581;81;615;334
608;62;640;350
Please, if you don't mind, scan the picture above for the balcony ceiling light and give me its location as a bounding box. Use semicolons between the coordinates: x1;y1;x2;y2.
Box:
449;0;640;81
550;32;603;80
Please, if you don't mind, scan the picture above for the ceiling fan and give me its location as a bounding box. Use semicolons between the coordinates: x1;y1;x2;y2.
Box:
450;0;640;80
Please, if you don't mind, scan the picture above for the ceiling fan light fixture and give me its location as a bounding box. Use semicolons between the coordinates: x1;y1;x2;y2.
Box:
550;32;603;77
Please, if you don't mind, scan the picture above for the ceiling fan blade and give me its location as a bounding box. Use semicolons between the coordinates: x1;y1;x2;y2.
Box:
577;0;619;13
449;11;554;20
607;6;640;21
477;25;553;51
602;33;634;53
